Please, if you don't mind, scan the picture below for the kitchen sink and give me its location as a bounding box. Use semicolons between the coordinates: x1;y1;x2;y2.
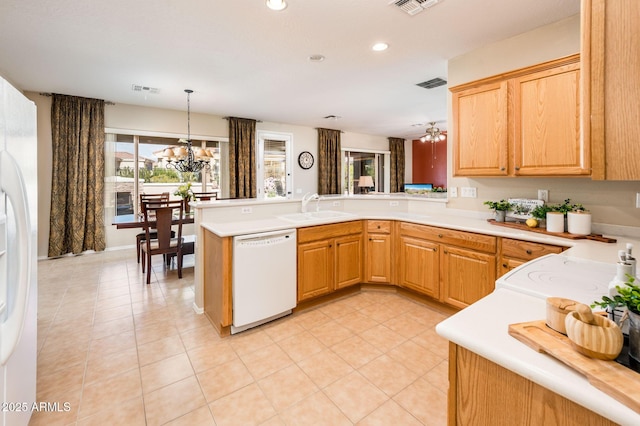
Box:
278;210;356;222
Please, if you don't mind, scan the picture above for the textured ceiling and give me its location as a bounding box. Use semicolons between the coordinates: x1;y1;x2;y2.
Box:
0;0;580;138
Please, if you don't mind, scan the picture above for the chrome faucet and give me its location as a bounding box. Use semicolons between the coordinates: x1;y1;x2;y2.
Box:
301;192;319;212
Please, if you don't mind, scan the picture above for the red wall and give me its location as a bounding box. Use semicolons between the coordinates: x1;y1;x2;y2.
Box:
411;138;447;188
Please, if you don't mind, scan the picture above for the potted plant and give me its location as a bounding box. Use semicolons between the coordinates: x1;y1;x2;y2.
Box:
174;182;193;213
483;199;512;222
592;276;640;363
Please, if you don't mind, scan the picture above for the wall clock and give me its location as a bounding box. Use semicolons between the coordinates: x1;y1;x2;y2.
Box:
298;151;314;169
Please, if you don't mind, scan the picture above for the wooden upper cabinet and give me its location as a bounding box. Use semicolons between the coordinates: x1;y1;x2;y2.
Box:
452;81;509;176
451;54;586;177
583;0;640;180
513;62;587;175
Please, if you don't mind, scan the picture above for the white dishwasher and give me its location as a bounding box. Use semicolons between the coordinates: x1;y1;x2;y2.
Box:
232;229;297;334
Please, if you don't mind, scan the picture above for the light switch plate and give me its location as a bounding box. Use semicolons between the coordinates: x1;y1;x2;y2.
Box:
636;193;640;208
449;187;457;198
460;187;477;198
537;189;549;202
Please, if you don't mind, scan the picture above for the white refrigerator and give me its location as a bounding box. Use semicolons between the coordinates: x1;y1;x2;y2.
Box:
0;77;38;426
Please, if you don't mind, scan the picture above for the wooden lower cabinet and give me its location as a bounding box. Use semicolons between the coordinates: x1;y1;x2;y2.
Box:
441;246;496;309
335;234;363;289
396;222;497;308
498;237;565;277
398;235;439;298
297;239;333;301
296;221;363;302
449;344;616;426
365;220;393;283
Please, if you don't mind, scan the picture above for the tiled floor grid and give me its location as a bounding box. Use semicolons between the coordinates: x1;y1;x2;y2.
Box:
32;249;451;425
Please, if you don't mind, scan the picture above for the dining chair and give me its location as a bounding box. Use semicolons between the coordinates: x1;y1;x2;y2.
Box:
140;199;184;285
136;192;170;263
193;192;217;201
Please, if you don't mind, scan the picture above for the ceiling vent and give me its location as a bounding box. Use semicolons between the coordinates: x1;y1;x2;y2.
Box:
417;77;447;89
131;84;160;94
388;0;444;16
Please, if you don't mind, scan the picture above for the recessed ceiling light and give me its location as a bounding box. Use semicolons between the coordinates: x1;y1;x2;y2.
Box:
308;54;325;62
372;42;389;52
266;0;287;11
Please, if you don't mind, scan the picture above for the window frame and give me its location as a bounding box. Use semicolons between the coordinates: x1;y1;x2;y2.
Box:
105;127;228;216
256;130;293;199
341;147;391;194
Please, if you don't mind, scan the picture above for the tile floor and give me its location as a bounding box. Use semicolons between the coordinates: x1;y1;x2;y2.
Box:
31;248;451;425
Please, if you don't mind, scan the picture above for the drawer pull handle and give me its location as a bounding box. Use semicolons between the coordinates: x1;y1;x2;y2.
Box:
502;263;508;268
526;249;532;255
438;234;443;238
500;167;506;171
433;248;437;252
515;166;521;171
377;225;381;229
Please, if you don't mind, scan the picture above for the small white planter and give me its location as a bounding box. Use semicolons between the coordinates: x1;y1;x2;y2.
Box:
567;211;591;235
546;212;565;233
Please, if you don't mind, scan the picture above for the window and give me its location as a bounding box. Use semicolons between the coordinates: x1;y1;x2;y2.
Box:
104;130;227;218
257;131;292;199
342;149;390;194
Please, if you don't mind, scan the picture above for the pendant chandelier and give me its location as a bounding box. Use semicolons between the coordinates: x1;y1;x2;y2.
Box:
164;89;211;174
420;122;446;143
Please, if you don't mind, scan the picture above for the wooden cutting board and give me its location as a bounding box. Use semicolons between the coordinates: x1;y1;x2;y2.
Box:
509;320;640;414
487;219;617;243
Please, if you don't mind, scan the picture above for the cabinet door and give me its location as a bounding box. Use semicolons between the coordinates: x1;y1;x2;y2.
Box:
584;0;640;180
498;257;525;278
297;240;333;302
513;62;587;175
398;236;439;298
366;232;392;283
452;81;509;176
441;245;496;309
335;234;363;290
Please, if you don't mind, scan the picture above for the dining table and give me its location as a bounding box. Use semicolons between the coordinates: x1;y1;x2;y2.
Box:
111;213;195;229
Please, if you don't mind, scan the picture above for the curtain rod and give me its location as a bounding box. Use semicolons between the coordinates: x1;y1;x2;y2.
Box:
315;127;344;133
223;117;262;123
38;92;115;105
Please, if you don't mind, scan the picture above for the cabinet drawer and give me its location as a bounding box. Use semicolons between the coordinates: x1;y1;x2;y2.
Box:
297;220;363;243
398;222;496;253
501;238;564;261
367;220;391;233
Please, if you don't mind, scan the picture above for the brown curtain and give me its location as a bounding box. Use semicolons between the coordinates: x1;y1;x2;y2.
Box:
228;117;256;198
48;94;105;257
389;137;405;193
317;128;341;195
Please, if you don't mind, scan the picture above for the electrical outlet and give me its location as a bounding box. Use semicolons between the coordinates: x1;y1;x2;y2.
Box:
241;207;252;214
538;189;549;202
332;201;341;207
460;187;477;198
449;187;457;198
390;201;399;207
296;188;302;194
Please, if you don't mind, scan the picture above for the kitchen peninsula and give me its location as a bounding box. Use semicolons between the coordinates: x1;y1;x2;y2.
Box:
192;195;640;425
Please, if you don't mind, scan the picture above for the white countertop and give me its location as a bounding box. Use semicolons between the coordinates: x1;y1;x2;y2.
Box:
436;289;640;425
200;208;640;262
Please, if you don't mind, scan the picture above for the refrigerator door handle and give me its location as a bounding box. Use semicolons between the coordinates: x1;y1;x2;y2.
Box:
0;151;32;366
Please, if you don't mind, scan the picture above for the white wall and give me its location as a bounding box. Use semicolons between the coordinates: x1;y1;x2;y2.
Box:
446;14;640;229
